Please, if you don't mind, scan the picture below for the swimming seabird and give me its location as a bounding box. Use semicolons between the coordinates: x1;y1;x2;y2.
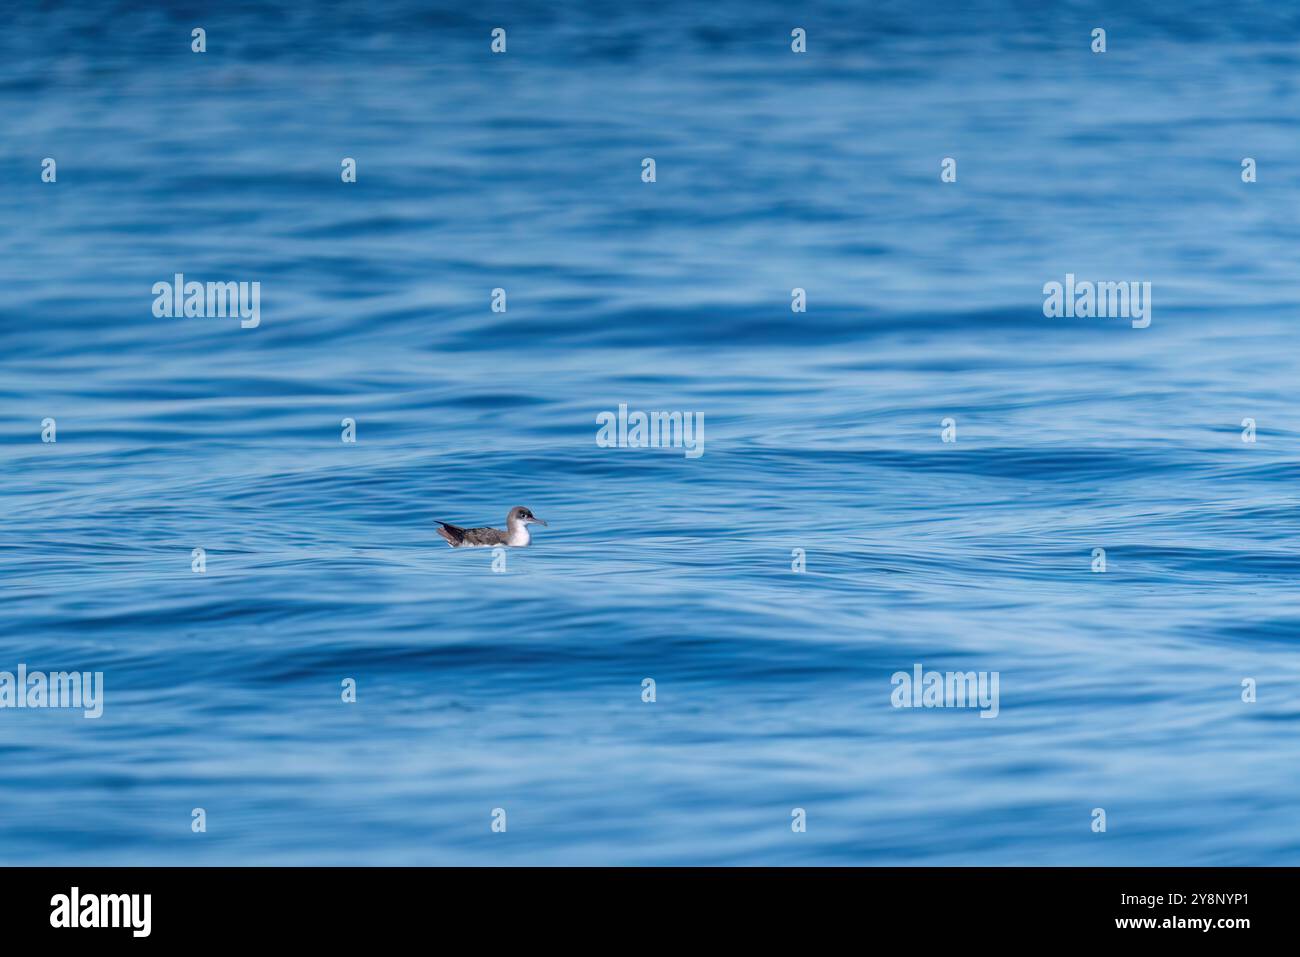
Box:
435;506;547;548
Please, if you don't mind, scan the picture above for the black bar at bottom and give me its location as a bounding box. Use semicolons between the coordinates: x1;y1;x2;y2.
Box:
0;867;1272;943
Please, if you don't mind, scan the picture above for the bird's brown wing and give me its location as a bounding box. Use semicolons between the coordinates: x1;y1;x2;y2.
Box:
459;526;509;546
435;522;507;547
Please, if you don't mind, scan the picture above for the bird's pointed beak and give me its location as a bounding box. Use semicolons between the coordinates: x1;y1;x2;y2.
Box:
531;516;547;526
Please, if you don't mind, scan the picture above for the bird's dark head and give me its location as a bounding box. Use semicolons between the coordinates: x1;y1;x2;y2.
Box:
508;506;547;527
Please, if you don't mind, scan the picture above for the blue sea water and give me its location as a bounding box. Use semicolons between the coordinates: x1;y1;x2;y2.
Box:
3;1;1300;865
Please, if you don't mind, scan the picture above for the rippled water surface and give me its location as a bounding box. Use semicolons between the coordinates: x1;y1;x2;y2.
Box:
3;2;1300;864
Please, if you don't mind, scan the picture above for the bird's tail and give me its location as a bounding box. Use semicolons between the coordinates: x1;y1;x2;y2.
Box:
434;520;465;547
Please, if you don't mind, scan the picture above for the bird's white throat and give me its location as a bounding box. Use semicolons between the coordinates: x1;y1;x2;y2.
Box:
506;522;530;547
